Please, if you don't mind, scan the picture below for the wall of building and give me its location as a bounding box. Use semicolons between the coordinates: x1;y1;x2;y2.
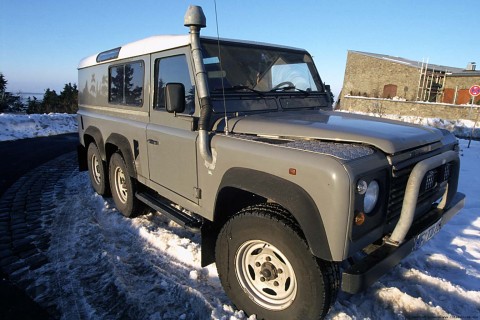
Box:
340;96;480;121
342;51;480;105
342;52;420;101
445;75;480;88
443;75;480;104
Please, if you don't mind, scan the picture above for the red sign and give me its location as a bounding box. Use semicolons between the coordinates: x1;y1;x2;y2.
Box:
470;85;480;97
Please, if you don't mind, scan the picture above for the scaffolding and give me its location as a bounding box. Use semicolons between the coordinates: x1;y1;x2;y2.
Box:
416;58;447;102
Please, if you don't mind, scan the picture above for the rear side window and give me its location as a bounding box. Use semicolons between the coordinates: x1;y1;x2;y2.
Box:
154;55;194;113
109;61;144;106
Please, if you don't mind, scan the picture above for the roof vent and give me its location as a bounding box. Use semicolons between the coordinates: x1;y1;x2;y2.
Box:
466;62;476;71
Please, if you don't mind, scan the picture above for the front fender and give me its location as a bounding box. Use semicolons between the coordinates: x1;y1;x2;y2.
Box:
217;167;333;261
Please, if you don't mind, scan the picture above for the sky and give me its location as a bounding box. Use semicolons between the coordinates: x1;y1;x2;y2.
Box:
1;0;479;97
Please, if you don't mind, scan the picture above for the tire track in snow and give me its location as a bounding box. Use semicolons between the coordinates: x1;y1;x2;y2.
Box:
40;171;243;319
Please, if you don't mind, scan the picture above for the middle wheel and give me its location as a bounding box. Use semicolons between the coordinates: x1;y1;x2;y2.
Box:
109;152;144;217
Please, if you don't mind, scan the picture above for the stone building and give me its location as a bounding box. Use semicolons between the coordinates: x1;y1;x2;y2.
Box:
342;51;480;104
444;66;480;104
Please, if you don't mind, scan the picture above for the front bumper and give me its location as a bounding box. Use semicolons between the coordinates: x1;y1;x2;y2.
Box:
341;191;465;294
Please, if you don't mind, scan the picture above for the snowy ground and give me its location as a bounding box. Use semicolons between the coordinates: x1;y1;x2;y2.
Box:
0;113;77;141
1;112;479;319
37;170;248;320
339;110;480;140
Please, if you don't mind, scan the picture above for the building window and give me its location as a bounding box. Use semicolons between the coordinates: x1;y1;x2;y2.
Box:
154;55;194;113
109;61;144;106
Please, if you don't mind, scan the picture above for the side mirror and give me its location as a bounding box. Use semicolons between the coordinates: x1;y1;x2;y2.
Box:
324;84;334;103
165;83;185;113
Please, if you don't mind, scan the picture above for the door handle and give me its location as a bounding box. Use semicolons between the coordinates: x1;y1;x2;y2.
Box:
147;139;159;145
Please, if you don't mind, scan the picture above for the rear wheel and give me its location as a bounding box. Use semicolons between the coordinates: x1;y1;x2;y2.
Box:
215;204;339;320
87;143;109;196
109;152;145;217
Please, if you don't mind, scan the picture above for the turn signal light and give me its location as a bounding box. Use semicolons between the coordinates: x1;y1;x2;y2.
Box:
355;212;366;226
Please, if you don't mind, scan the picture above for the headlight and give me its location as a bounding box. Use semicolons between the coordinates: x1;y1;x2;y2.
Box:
363;180;379;213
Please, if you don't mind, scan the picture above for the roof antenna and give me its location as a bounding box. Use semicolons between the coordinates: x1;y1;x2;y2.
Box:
213;0;229;135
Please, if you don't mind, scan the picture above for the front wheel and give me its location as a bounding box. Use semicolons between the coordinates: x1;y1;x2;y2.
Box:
109;152;145;217
215;204;339;320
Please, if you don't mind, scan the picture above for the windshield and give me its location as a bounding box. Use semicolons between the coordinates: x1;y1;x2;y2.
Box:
202;40;324;93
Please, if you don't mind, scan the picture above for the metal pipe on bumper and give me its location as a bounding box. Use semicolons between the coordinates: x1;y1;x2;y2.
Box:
386;150;459;246
342;192;465;294
342;149;464;294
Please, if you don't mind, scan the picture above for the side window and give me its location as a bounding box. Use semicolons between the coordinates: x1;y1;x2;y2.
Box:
109;61;144;106
109;65;124;104
154;55;194;113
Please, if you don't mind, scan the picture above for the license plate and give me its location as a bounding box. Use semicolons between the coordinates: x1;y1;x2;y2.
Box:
413;219;442;250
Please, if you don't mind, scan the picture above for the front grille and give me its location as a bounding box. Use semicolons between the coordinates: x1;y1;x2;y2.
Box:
443;163;451;182
387;172;409;221
386;162;451;222
425;170;437;190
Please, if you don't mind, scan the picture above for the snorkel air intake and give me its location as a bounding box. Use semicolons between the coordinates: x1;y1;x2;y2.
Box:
184;5;215;168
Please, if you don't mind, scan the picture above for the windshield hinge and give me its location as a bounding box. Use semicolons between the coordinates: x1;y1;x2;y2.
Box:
194;187;202;199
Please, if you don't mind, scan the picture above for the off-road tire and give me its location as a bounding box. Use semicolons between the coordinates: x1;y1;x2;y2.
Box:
87;143;109;196
216;203;339;320
109;152;145;218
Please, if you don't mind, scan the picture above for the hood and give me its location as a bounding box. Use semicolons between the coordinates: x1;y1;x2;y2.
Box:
227;111;444;154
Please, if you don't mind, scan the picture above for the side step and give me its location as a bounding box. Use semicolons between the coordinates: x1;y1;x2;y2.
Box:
136;192;202;233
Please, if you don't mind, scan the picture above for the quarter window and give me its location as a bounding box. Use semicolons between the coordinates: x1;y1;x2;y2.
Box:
154;55;194;113
109;61;144;106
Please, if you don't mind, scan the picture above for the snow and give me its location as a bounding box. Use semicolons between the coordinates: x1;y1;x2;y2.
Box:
340;109;480;140
36;172;253;319
1;112;479;319
0;113;77;141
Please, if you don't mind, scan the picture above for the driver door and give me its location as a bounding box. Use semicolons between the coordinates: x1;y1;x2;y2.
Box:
146;48;198;203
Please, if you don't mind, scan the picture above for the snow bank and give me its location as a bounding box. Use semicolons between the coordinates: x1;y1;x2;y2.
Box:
0;113;77;141
340;110;480;140
379;114;478;139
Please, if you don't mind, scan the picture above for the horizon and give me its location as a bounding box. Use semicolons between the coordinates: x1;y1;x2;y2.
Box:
1;0;479;97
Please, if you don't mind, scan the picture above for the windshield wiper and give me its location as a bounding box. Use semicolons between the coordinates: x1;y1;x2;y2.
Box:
213;85;264;96
270;85;310;96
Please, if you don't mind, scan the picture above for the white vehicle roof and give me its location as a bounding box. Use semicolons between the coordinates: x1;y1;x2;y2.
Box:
78;35;306;69
78;35;190;69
